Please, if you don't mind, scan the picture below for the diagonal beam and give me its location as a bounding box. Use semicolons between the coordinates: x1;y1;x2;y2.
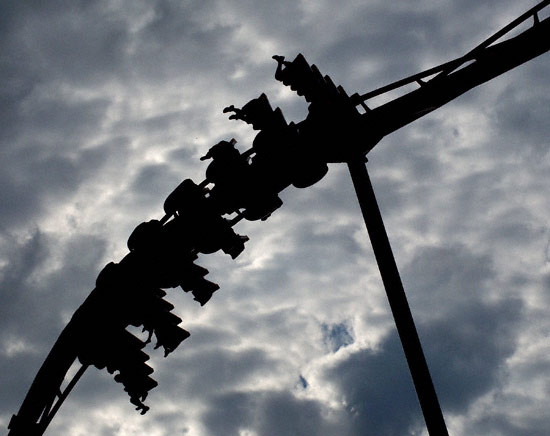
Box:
357;13;550;157
347;158;448;436
355;0;550;104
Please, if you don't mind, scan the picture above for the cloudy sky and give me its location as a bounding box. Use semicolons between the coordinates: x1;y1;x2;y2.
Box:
1;1;549;435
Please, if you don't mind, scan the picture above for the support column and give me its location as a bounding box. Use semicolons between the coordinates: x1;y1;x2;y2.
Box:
347;158;449;436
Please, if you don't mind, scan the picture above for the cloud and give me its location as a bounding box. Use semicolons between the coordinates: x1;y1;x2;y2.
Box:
316;242;524;435
201;389;349;436
323;333;424;436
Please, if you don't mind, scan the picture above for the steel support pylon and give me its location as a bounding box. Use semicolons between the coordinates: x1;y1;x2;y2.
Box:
347;158;449;436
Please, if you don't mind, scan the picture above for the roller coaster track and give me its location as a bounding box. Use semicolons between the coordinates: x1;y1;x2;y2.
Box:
6;2;550;435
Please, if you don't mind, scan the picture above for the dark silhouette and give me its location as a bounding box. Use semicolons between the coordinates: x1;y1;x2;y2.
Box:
6;2;550;435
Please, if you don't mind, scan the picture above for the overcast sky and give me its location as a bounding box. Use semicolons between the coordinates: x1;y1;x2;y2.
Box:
1;1;549;435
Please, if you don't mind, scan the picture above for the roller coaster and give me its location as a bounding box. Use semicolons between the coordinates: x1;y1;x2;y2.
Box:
6;1;550;435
